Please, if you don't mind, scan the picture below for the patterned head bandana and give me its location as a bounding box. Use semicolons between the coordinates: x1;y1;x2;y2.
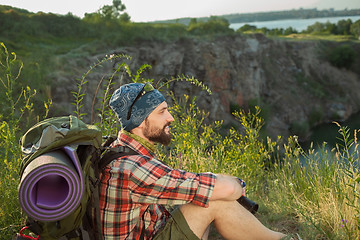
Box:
109;82;166;131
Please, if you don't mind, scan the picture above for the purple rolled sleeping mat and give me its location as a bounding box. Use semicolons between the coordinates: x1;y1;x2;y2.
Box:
18;146;84;221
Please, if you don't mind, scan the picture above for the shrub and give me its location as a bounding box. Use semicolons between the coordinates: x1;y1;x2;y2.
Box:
327;44;356;69
187;16;234;35
237;24;257;33
350;20;360;39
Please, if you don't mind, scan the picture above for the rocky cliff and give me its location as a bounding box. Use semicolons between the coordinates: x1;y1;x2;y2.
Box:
50;34;360;141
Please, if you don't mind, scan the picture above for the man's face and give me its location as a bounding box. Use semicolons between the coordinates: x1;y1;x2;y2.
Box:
143;101;174;146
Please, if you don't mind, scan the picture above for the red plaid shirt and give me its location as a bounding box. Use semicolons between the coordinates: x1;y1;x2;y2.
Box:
99;132;216;239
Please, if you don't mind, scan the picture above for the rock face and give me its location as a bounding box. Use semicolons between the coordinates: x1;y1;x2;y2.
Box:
51;34;360;141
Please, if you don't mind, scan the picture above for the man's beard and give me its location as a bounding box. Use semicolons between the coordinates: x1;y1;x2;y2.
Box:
144;119;172;146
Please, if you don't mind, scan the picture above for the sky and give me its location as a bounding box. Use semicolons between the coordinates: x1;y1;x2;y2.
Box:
1;0;360;22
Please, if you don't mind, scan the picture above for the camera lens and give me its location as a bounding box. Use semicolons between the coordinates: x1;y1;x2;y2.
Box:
237;196;259;214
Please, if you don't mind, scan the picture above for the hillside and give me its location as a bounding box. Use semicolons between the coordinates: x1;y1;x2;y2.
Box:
1;5;360;142
45;34;360;141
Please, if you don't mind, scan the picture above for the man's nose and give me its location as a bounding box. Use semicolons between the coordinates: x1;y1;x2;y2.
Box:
167;113;175;122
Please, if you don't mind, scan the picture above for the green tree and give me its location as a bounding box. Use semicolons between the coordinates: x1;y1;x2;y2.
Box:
269;28;284;36
350;20;360;39
237;24;257;32
336;19;352;35
324;21;336;34
305;21;326;34
258;27;269;35
98;0;129;22
187;18;198;29
119;12;131;22
284;27;297;35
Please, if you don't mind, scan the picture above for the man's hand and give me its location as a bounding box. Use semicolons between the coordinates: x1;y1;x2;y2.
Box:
210;175;244;201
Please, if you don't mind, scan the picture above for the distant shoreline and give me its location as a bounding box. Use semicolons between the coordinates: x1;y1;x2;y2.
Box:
229;15;360;31
152;8;360;25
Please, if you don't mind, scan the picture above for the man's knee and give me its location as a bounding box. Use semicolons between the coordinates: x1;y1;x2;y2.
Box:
177;203;214;239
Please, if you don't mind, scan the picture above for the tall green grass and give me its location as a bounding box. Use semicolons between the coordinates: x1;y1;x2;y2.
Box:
0;42;52;238
161;95;360;239
272;125;360;239
0;43;359;239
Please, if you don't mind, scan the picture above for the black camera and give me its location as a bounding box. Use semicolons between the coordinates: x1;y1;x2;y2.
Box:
237;196;259;214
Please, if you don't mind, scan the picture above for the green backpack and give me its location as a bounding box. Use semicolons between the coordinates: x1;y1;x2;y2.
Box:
17;115;137;240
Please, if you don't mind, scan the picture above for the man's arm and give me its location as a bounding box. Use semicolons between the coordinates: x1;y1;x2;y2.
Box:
209;174;243;201
129;157;216;207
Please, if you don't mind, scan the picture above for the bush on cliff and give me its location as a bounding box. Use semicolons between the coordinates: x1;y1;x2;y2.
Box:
327;44;356;69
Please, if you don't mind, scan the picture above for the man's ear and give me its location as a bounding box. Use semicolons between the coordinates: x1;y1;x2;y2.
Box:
131;120;145;135
139;116;149;129
138;120;146;129
130;120;146;139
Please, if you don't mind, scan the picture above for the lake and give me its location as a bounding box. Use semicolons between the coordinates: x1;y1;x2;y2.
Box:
301;111;360;151
230;15;360;31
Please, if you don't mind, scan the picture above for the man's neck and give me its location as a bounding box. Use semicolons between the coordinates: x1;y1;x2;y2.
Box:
121;130;157;153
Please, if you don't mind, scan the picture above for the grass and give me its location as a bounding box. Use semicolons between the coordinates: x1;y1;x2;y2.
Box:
0;42;42;238
285;33;358;42
159;91;360;239
0;43;360;240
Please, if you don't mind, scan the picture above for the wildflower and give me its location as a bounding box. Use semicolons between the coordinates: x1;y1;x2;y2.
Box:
340;218;347;228
105;54;115;59
178;152;183;169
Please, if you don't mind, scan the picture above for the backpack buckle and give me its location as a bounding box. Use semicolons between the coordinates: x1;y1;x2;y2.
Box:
16;227;40;240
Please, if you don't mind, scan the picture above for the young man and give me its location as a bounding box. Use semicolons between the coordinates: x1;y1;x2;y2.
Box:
100;82;297;240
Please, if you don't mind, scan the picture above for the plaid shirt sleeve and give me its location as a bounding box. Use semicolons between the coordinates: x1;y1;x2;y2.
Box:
128;156;216;208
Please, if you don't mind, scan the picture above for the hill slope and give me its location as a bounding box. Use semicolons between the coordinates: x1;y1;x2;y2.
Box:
47;34;360;141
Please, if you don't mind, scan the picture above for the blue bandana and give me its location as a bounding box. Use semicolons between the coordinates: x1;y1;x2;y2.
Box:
109;83;165;131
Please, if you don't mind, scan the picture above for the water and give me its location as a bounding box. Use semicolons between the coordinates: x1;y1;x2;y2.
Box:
230;15;360;31
302;111;360;151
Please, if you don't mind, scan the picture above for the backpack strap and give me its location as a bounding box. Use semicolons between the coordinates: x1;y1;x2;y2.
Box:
99;145;139;170
100;145;147;239
86;142;139;240
102;135;118;148
25;218;43;236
